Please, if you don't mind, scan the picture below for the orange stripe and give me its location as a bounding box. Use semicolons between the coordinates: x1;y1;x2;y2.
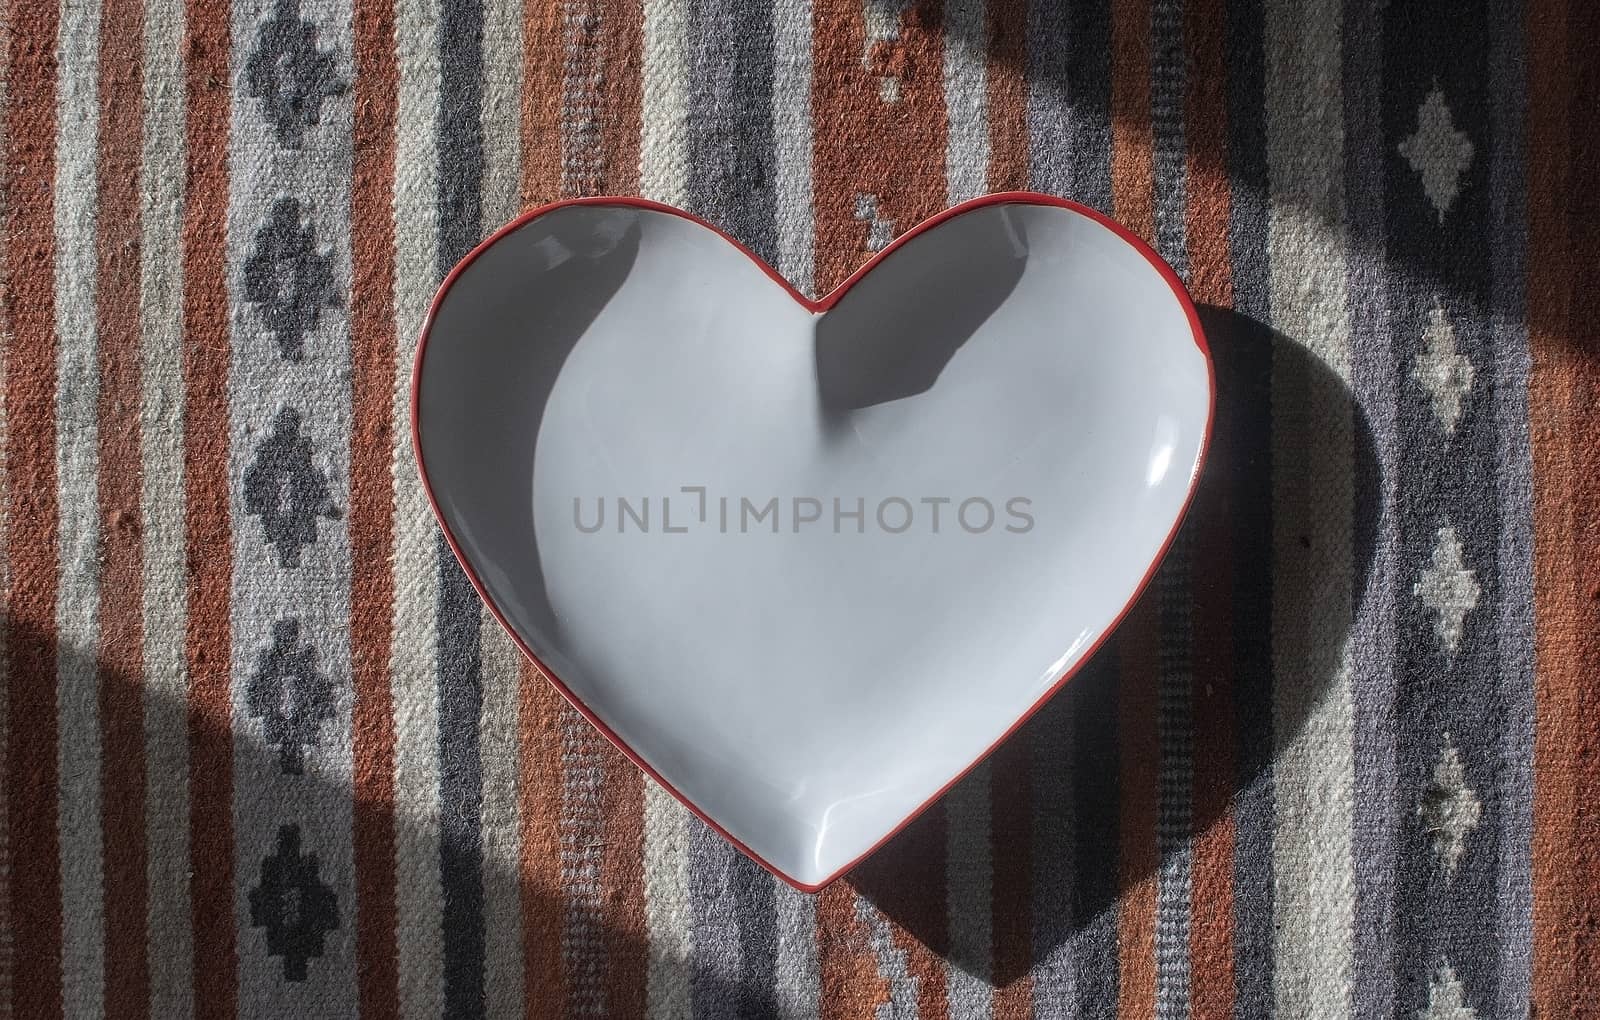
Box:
1109;0;1153;241
1182;0;1236;1012
351;0;400;1013
96;0;151;1012
520;0;563;208
816;884;888;1020
595;6;648;1013
598;0;642;197
812;0;951;1010
3;0;64;1014
1529;0;1600;1008
518;666;566;1015
182;0;237;1013
812;0;950;295
517;5;568;1008
1116;599;1159;1020
984;0;1029;194
851;811;948;1019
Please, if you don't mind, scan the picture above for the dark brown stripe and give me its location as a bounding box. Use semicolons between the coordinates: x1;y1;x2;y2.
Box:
984;0;1028;193
181;0;236;1013
597;758;646;1019
1116;598;1159;1020
351;0;400;1013
520;0;563;207
3;0;63;1015
1182;0;1235;1012
95;0;150;1012
1530;0;1600;1008
519;665;566;1015
1109;0;1153;240
595;6;647;1012
516;3;569;1006
598;0;642;197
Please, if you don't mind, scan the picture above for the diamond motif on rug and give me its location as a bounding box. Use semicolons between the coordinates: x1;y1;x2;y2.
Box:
1398;86;1473;222
244;406;340;569
244;0;347;148
1419;736;1481;878
249;825;339;981
1414;296;1474;435
247;619;335;775
1415;524;1479;656
243;197;339;362
1419;960;1477;1020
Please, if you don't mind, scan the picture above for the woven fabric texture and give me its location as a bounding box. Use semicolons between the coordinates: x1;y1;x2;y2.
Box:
1;0;1596;1016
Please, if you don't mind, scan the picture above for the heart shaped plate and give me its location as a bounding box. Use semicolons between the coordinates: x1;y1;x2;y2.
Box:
412;192;1213;891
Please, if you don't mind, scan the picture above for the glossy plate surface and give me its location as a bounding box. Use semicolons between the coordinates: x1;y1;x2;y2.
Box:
413;193;1213;890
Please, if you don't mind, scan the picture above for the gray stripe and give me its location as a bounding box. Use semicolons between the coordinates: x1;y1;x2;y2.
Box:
773;883;818;1020
1340;0;1397;1015
1026;0;1111;212
1028;693;1075;1017
54;0;107;1013
1264;0;1356;1010
1150;0;1189;279
226;0;358;1010
1487;3;1533;1015
946;769;993;1019
1151;1;1192;1015
140;0;196;1012
943;0;988;206
391;0;446;1010
684;2;783;1014
772;0;813;297
1156;534;1194;1020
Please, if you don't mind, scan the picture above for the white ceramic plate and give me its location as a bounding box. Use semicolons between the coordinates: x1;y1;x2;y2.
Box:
413;193;1213;891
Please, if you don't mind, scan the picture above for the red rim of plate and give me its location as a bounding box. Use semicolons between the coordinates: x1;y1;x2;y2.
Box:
410;190;1217;893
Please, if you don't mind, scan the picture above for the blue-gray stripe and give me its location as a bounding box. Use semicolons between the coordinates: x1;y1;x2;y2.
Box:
436;0;488;1011
1025;0;1112;213
1381;0;1503;1009
686;1;782;1016
1342;0;1399;1016
1486;0;1534;1013
1027;0;1118;1008
1150;1;1193;1015
1223;0;1275;1008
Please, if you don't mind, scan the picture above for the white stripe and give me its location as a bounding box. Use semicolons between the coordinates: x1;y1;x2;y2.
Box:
770;2;820;1014
942;8;993;1014
54;0;106;1013
772;0;813;297
476;1;525;1013
639;5;694;1015
139;0;193;1013
479;0;523;231
1265;0;1355;1014
943;0;989;206
643;780;691;1020
946;770;993;1020
226;0;358;1007
773;884;819;1020
478;604;525;1019
640;0;688;209
393;0;445;1011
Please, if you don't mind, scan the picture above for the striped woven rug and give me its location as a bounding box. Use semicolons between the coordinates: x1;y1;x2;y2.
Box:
3;0;1596;1015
